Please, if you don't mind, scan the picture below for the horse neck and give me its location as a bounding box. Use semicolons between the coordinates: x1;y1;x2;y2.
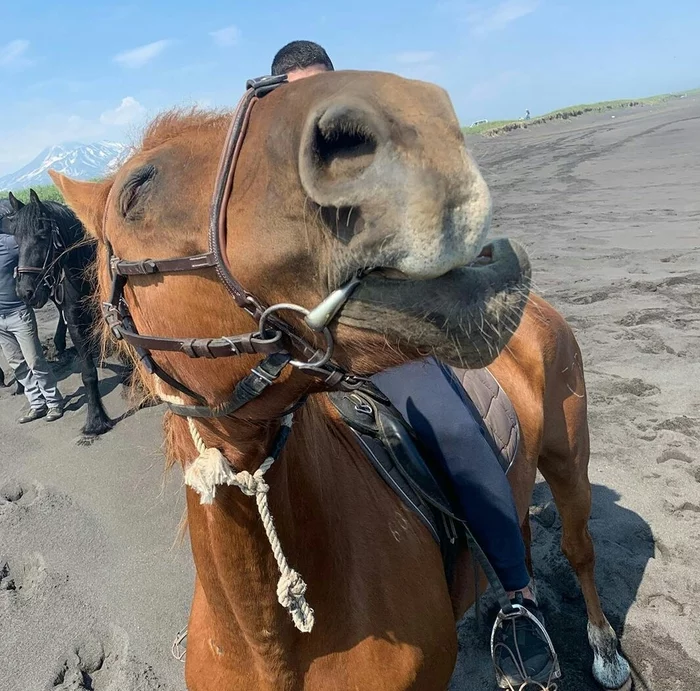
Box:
175;396;352;671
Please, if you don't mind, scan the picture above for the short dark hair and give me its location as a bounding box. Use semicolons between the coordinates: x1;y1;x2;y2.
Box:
271;40;334;76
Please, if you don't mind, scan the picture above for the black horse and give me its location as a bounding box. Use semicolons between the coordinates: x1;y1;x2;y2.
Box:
1;189;113;439
0;199;67;384
0;197;67;394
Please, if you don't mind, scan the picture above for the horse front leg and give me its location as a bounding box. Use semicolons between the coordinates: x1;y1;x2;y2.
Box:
64;304;113;442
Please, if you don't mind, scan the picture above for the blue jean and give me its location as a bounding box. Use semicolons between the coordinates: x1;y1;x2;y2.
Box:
371;357;530;592
0;306;63;411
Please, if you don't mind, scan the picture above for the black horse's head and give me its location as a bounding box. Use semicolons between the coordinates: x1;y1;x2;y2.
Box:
3;189;58;308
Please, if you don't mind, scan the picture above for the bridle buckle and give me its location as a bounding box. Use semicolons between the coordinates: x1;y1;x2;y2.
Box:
101;302;124;340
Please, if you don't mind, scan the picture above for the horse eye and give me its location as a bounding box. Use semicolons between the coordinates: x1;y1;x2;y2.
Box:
119;164;157;218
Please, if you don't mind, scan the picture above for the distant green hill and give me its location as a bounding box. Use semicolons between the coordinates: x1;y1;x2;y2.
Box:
8;184;64;204
463;88;700;136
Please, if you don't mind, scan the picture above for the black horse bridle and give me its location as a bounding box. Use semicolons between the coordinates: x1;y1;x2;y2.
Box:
15;216;65;302
103;75;366;419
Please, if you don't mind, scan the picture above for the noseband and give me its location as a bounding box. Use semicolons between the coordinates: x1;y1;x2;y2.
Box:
103;75;364;419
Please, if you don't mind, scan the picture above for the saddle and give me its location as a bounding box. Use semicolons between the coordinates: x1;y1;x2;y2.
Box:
327;366;520;579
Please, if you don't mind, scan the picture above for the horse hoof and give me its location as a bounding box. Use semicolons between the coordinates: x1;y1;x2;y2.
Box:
81;418;114;438
593;652;632;690
76;435;98;446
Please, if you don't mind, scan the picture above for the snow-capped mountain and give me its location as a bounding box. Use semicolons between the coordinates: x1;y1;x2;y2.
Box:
0;141;129;192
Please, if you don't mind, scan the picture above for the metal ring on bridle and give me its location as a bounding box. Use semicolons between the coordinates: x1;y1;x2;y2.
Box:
258;303;334;370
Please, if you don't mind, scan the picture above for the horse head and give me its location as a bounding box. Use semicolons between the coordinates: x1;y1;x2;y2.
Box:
50;70;531;415
3;189;55;309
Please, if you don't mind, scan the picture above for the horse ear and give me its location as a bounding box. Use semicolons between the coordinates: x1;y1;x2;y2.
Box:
8;191;24;212
49;170;112;240
29;188;41;205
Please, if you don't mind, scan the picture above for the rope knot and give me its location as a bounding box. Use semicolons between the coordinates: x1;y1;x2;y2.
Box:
178;408;314;633
277;569;315;633
277;569;307;606
233;470;269;497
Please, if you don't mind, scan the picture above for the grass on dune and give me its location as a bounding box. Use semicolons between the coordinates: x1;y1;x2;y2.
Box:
9;184;64;204
464;87;700;136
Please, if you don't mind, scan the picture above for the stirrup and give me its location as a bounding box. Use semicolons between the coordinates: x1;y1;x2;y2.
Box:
491;603;561;690
172;625;188;662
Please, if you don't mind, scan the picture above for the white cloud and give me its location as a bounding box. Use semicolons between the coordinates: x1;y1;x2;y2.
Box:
100;96;146;126
467;0;541;36
395;51;436;65
210;25;241;47
113;40;171;68
0;39;31;69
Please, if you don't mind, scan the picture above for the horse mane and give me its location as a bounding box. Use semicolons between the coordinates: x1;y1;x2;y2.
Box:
138;108;230;155
44;200;89;246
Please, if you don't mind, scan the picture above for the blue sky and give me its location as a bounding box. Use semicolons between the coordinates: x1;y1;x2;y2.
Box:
2;0;699;175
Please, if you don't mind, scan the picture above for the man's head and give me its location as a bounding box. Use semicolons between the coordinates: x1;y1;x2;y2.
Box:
271;40;334;81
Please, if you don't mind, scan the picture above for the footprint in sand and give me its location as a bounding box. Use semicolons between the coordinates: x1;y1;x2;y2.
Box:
656;449;695;464
565;290;610;305
589;376;660;408
0;553;47;599
644;593;686;616
654;416;700;440
616;308;668;327
626;327;678;356
623;626;700;687
0;480;39;509
47;626;163;691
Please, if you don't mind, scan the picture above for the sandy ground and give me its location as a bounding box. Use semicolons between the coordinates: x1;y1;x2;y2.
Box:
2;96;699;690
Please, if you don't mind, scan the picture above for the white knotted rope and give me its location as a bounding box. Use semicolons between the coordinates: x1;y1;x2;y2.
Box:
156;383;315;633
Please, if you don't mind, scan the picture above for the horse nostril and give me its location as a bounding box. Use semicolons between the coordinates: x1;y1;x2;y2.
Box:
299;99;390;208
314;106;378;176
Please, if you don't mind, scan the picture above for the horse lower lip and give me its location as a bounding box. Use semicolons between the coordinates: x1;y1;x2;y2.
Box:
343;238;530;313
468;255;493;267
374;268;409;280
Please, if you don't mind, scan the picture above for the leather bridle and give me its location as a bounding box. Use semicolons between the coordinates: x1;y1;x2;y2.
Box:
15;216;65;300
103;75;365;419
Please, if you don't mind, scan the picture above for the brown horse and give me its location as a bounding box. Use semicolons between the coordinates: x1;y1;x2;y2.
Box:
50;70;631;691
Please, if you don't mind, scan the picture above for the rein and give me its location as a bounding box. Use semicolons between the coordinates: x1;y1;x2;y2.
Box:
103;74;365;419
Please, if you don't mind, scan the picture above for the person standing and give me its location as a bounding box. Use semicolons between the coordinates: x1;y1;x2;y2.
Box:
0;204;63;423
